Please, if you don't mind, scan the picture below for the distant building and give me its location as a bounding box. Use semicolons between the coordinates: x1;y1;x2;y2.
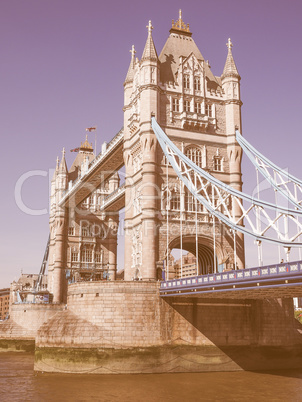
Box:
10;273;48;304
174;253;198;278
0;288;10;320
12;273;48;290
294;297;302;309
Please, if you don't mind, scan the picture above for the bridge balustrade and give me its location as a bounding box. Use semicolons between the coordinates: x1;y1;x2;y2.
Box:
160;260;302;297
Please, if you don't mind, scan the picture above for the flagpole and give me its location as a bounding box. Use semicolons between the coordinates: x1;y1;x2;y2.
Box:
85;126;97;158
95;129;97;158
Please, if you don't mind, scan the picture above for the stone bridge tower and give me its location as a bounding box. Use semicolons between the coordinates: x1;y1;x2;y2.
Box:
123;11;244;281
48;138;120;303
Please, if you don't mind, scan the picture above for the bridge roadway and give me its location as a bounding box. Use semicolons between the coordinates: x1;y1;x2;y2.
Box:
160;260;302;299
59;129;124;208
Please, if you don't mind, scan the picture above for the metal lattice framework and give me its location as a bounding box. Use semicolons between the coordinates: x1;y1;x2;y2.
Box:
151;117;302;247
236;130;302;210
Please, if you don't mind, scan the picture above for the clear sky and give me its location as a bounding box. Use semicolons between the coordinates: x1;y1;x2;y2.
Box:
1;0;301;287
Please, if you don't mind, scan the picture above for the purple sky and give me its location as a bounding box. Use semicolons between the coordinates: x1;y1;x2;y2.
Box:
1;0;301;287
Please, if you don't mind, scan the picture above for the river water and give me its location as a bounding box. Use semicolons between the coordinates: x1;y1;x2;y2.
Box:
1;353;302;401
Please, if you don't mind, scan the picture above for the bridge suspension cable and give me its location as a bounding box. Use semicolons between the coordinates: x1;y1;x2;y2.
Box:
152;118;302;248
236;130;302;210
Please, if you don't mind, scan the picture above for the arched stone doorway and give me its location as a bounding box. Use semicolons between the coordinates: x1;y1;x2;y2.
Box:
168;235;224;277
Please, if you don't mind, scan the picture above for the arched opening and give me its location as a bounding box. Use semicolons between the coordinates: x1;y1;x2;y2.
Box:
168;236;221;278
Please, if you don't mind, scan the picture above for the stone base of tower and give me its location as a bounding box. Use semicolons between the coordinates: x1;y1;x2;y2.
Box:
33;281;302;374
0;303;64;352
34;344;302;374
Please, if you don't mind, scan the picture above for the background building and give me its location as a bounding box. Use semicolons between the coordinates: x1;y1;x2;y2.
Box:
0;288;10;320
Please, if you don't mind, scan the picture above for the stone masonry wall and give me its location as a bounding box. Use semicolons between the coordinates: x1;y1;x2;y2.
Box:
0;303;64;340
36;282;302;349
34;282;302;373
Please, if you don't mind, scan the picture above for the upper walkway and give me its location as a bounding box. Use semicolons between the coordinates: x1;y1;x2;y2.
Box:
59;129;124;208
100;183;126;212
160;260;302;299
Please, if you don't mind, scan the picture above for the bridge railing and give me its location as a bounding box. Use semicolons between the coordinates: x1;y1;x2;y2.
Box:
100;183;125;210
160;260;302;292
88;127;124;170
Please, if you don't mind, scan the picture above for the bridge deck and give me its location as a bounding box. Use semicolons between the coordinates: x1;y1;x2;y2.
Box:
160;261;302;299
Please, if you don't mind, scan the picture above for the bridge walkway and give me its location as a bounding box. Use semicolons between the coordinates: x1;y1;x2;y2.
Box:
59;129;124;208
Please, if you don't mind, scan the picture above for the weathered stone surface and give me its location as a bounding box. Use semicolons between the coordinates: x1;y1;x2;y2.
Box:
32;282;302;373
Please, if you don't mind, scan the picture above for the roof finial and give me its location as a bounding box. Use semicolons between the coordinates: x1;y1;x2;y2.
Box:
130;45;136;59
56;156;59;170
227;38;233;51
147;20;153;35
171;10;191;35
62;147;66;158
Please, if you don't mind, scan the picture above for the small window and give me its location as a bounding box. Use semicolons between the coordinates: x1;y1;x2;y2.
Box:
95;253;101;263
68;227;75;236
186;147;203;168
71;252;78;262
205;104;212;117
214;157;222;171
183;75;190;89
96;293;99;297
184;100;191;112
81;227;88;237
171;190;180;211
194;102;202;114
82;248;93;262
186;192;195;212
194;77;201;91
172;98;180;112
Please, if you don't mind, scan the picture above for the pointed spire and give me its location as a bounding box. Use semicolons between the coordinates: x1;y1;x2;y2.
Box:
56;156;60;171
124;45;136;84
141;20;158;62
222;38;240;79
59;147;68;173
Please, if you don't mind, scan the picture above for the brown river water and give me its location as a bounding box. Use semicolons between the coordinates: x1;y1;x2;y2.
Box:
1;353;302;402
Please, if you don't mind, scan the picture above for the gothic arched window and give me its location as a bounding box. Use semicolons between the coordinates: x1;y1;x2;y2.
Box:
194;77;201;91
171;187;180;211
183;75;190;89
82;247;92;263
185;147;203;168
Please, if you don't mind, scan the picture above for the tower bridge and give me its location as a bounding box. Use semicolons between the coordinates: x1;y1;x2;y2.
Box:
4;11;302;375
42;9;302;304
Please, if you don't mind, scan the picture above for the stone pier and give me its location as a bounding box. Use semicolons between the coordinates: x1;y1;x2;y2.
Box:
32;281;302;373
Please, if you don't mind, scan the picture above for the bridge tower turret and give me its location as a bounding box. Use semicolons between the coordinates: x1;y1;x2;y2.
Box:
50;148;68;303
123;20;160;280
222;39;245;269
